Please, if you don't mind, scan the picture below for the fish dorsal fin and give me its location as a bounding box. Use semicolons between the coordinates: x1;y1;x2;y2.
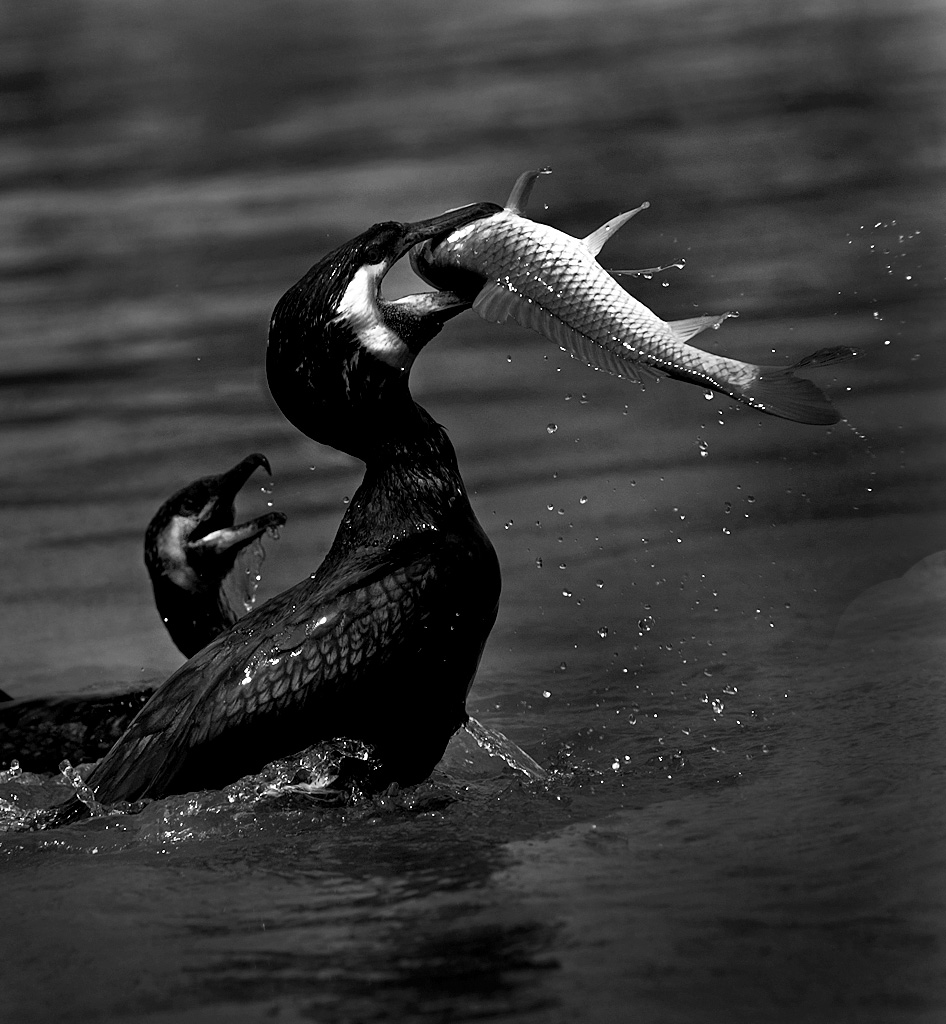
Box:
667;312;736;342
504;167;552;214
582;203;650;256
472;280;657;385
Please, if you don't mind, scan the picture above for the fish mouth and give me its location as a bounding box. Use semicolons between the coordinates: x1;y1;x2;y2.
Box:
406;205;498;298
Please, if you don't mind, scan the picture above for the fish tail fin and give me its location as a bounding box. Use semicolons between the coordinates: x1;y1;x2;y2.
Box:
736;346;856;425
790;345;858;370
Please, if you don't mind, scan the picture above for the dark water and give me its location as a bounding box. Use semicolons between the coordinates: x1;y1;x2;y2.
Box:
1;1;945;1021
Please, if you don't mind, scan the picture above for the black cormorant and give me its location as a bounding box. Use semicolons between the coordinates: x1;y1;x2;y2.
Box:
52;201;503;811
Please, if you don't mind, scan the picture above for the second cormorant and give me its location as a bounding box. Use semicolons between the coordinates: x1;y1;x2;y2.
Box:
1;454;286;773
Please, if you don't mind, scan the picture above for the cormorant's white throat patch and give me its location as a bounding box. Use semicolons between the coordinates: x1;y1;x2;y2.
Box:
331;265;412;369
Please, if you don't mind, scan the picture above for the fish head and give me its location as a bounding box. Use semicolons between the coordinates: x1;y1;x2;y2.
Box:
409;204;505;298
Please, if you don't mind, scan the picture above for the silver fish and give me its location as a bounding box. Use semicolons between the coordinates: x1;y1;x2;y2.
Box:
412;168;853;424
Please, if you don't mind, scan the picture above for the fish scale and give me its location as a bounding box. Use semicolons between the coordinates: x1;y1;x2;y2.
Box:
413;169;853;424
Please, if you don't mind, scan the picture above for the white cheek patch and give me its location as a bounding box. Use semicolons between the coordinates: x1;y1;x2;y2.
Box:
158;515;200;589
331;264;413;369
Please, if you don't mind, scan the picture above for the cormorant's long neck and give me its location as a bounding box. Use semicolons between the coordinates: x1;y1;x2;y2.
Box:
325;402;474;560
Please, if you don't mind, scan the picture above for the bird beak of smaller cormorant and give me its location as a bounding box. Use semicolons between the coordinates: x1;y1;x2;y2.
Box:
215;453;272;506
187;452;285;553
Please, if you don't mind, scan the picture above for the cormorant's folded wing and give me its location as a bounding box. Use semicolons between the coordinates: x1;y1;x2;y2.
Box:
88;532;471;803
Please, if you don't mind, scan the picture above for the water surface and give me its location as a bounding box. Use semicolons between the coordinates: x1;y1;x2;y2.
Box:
1;1;944;1021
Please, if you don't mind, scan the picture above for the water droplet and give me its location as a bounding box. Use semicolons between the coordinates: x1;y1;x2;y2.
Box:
597;626;609;639
542;690;551;698
697;438;709;458
703;391;714;401
638;615;655;632
547;423;558;434
579;495;588;504
504;519;514;530
711;698;725;714
535;557;543;568
562;589;572;598
595;579;604;589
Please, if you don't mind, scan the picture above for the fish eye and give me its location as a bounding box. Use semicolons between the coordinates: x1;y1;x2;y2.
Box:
365;245;383;264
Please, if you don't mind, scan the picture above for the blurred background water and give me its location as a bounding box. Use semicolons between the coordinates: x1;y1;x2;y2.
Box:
1;0;944;1021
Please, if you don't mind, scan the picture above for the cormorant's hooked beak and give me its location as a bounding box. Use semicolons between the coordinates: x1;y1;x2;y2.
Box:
212;453;273;512
391;202;499;261
187;453;284;552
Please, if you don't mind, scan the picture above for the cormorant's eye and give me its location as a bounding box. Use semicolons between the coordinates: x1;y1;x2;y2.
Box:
365;246;383;264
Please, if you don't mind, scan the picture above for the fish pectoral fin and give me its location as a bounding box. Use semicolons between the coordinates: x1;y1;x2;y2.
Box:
667;312;736;343
504;167;552;214
472;280;523;324
582;203;650;256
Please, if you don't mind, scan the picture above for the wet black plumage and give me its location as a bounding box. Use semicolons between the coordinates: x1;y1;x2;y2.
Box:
74;202;502;806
